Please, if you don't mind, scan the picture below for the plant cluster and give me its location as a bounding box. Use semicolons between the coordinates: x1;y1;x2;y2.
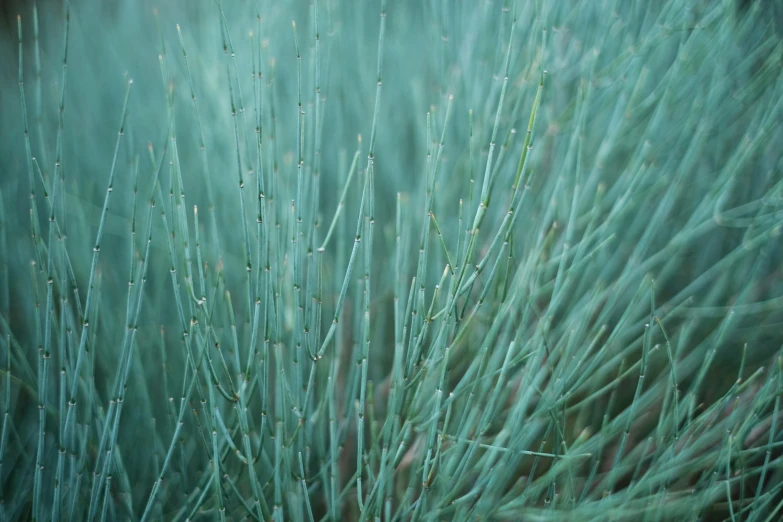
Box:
0;0;782;520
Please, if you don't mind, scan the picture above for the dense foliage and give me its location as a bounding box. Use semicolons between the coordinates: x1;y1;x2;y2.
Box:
1;0;782;520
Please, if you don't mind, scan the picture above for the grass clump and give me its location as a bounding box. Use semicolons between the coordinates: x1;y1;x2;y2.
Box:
1;0;783;520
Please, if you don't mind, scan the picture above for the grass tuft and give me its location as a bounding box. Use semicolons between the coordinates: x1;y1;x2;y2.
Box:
1;0;783;520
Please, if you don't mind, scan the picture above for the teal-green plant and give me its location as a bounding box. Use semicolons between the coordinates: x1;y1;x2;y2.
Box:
1;0;782;520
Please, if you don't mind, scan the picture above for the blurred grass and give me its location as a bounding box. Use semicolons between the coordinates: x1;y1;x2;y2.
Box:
0;0;782;520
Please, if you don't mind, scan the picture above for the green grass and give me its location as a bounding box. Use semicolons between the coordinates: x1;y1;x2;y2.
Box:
1;0;782;520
